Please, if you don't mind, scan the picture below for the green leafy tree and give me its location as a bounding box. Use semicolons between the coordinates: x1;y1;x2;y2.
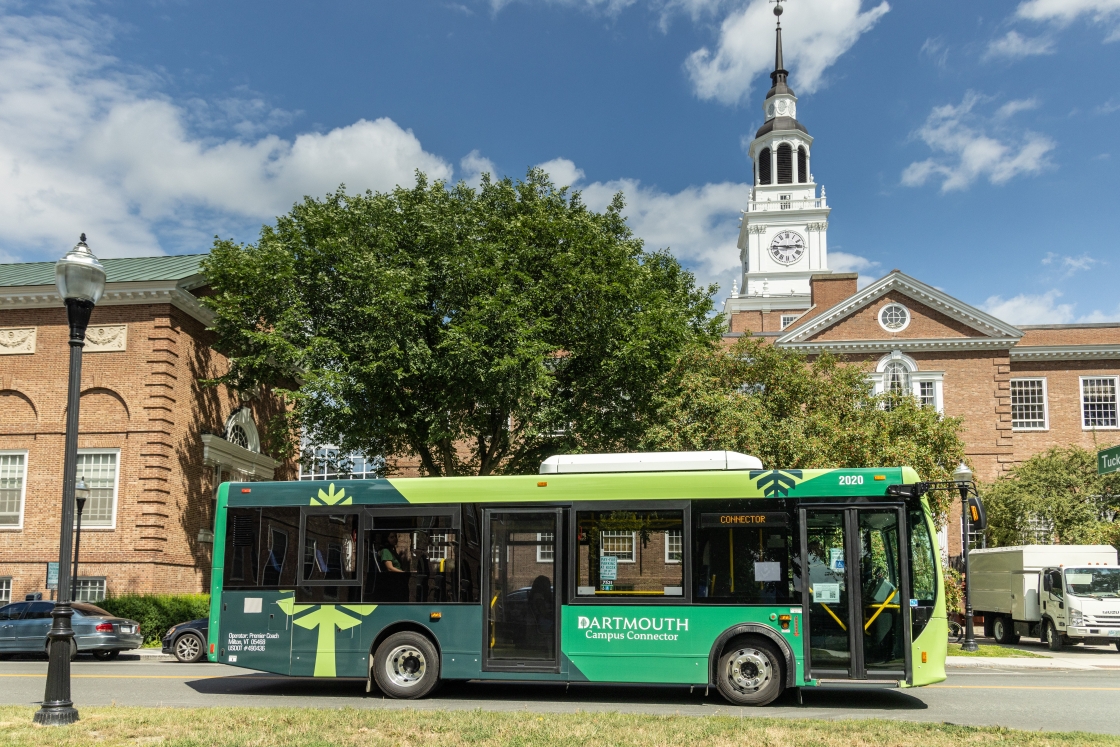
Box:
640;337;968;522
982;445;1120;550
201;169;720;476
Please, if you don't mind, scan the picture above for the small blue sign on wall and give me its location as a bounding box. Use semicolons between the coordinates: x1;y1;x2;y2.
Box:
46;562;59;590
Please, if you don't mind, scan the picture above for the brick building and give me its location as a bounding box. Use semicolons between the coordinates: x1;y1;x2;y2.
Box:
0;254;290;603
724;23;1120;557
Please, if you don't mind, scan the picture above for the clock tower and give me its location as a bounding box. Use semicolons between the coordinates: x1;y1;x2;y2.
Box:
725;1;831;327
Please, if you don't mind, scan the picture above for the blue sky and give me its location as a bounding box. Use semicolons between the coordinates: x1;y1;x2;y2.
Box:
1;0;1119;323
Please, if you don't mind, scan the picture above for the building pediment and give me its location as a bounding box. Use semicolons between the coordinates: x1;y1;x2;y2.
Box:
776;271;1022;351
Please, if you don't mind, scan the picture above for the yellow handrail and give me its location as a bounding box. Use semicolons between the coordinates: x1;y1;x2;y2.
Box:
863;589;898;631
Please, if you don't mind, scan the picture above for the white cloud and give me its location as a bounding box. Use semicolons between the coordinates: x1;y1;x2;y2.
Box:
1042;252;1099;277
982;290;1075;325
1016;0;1120;41
982;289;1120;324
685;0;890;105
0;8;451;260
1016;0;1120;25
460;149;497;188
830;251;880;289
920;37;949;68
563;172;752;296
983;31;1055;60
534;157;586;188
994;98;1040;119
901;92;1055;192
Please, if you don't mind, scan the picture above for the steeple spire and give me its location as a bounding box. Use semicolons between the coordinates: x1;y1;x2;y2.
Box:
767;1;793;98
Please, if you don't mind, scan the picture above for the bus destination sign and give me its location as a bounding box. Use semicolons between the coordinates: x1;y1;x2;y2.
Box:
699;512;787;528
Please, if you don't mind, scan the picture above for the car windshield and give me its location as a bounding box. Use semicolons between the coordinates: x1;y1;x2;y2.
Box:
1064;567;1120;598
72;603;113;617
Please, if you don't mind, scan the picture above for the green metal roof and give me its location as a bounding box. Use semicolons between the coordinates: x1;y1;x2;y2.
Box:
0;254;207;288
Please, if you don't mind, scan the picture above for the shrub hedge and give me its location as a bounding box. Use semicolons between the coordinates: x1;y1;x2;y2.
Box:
98;594;210;646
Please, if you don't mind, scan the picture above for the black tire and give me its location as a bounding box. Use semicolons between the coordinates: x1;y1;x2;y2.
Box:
92;649;120;661
992;616;1020;645
372;631;440;699
1044;619;1063;652
174;632;206;663
948;621;964;643
715;637;785;707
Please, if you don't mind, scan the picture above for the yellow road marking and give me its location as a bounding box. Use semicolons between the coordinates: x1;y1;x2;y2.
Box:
931;685;1120;691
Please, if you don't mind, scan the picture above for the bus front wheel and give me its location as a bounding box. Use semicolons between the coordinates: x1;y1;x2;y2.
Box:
715;638;784;706
372;632;440;699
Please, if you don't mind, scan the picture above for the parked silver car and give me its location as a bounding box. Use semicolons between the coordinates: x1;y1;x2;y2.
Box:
0;601;143;660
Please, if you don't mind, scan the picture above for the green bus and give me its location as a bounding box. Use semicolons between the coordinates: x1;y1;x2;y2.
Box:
207;451;947;706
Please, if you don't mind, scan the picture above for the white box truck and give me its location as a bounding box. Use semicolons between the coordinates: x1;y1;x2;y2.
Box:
969;545;1120;651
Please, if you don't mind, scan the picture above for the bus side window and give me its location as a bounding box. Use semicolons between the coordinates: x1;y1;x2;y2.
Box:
224;508;261;588
257;507;300;588
692;509;792;604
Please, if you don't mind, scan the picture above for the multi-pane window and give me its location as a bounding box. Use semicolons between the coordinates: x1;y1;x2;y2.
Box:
536;532;554;563
72;578;106;602
883;361;911;396
600;531;636;562
0;578;10;604
665;529;683;563
919;381;936;409
1011;378;1048;430
299;446;383;480
780;314;798;330
76;451;118;527
0;453;27;527
1081;377;1119;429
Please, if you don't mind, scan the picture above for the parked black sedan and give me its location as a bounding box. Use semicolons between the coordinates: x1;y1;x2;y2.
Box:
0;601;142;659
161;618;208;663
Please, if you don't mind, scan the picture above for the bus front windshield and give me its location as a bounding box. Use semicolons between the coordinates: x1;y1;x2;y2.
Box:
1064;567;1120;598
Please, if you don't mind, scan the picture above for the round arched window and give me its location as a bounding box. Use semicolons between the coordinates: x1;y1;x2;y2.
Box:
878;303;911;332
227;424;249;449
223;408;260;453
883;360;911;394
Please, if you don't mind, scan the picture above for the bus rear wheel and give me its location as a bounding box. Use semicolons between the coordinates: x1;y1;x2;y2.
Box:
372;632;440;699
715;638;784;706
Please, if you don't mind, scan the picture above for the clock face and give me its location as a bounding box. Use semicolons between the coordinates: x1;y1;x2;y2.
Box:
769;231;805;265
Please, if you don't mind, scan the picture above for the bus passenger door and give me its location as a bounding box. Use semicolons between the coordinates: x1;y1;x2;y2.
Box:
482;509;561;673
800;506;912;683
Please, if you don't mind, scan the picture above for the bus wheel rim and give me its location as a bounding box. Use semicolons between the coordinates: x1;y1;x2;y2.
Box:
177;636;200;660
386;645;426;687
727;648;771;692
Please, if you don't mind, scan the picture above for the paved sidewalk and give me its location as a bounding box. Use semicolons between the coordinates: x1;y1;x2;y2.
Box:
946;655;1120;670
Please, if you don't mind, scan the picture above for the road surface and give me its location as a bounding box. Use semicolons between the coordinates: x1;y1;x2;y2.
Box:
3;657;1120;734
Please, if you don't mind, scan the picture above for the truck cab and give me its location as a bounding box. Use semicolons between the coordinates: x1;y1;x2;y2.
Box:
1045;565;1120;650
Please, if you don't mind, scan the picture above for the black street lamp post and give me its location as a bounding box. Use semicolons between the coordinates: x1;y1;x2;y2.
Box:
953;462;979;653
70;479;89;602
35;235;105;727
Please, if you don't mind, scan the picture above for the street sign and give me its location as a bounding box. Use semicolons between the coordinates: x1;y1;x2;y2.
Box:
46;561;59;590
1099;444;1120;475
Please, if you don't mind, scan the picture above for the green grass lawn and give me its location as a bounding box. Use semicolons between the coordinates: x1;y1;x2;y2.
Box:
947;643;1048;658
0;706;1116;747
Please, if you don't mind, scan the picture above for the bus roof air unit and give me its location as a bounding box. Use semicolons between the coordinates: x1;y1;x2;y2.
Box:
539;451;763;475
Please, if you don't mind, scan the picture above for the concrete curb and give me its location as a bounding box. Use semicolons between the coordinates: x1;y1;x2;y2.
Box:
946;656;1120;670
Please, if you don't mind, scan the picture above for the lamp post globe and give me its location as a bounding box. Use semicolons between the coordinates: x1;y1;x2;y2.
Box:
952;462;973;484
953;461;979;652
35;235;105;726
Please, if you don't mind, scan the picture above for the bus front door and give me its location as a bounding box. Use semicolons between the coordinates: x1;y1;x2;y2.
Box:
799;505;912;683
482;509;562;673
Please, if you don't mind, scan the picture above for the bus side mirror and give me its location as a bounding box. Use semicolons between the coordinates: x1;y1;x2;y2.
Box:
967;496;987;531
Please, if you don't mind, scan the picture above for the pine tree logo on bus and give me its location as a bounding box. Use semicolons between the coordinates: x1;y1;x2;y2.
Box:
276;595;376;677
310;483;351;506
749;470;804;497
